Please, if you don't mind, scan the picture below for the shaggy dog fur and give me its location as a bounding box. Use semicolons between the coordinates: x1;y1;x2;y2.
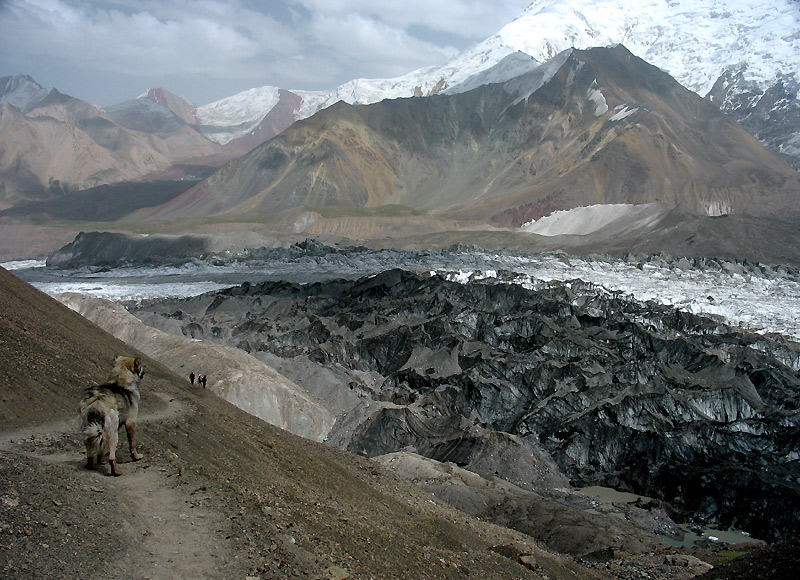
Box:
79;356;145;476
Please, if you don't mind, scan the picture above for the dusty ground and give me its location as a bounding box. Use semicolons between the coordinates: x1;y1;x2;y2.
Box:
1;264;796;579
1;395;233;580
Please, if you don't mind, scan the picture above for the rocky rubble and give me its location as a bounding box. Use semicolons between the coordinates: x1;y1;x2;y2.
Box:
130;268;800;543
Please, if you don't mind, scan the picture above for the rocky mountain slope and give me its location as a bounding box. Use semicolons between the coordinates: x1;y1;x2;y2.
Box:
1;265;623;580
4;251;799;578
15;259;797;579
56;291;335;442
473;0;800;162
0;75;47;112
52;290;702;566
138;45;800;232
0;77;229;203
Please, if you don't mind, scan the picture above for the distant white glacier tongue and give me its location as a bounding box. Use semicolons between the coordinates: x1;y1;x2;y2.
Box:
8;249;800;342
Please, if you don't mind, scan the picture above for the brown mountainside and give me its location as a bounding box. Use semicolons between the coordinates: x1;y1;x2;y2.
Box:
142;45;800;226
0;102;140;205
0;89;227;203
144;87;198;124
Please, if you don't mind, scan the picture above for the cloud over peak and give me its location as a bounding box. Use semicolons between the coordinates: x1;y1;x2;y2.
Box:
0;0;529;106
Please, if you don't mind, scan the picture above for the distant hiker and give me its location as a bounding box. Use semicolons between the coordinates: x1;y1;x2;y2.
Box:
199;375;207;389
189;371;195;385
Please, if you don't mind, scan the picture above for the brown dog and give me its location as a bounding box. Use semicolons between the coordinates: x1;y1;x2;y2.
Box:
79;356;145;476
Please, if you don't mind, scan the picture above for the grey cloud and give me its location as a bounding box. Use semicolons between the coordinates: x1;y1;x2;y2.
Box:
0;0;529;106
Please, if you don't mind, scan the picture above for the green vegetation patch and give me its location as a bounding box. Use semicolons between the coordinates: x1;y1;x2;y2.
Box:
308;205;425;218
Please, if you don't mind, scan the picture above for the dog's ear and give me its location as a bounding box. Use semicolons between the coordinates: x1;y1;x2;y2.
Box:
133;357;146;378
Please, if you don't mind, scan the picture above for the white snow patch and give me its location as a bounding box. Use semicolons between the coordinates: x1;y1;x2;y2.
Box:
587;85;609;115
194;86;284;144
609;105;639;121
521;203;662;236
434;269;498;284
702;199;733;217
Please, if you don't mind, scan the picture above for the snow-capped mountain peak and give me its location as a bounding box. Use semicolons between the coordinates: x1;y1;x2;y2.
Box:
196;85;282;127
492;0;799;97
152;0;800;156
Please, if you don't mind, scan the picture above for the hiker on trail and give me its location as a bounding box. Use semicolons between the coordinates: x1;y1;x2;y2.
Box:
189;371;195;385
199;374;207;388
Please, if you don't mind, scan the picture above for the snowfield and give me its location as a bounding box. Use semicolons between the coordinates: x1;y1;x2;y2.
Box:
521;203;664;236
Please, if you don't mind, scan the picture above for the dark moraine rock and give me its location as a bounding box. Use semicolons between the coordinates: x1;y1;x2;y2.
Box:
46;231;211;269
130;269;800;541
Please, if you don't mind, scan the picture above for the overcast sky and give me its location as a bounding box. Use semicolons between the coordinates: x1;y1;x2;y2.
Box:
0;0;531;107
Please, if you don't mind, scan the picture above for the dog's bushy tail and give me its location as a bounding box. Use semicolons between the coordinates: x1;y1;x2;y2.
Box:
82;408;116;458
83;418;104;444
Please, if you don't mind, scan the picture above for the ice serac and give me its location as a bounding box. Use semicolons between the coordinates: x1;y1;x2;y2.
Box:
130;269;800;542
57;292;334;442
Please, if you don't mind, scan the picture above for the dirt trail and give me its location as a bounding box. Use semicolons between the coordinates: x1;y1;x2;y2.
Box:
101;462;230;580
0;392;182;452
1;392;234;580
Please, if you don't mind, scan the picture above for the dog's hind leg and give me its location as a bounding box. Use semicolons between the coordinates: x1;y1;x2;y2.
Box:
107;429;121;476
83;420;103;470
84;432;100;470
105;411;122;476
123;420;143;461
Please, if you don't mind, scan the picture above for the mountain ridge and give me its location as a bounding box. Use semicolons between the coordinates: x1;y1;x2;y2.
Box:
135;0;800;162
0;83;230;202
3;0;800;261
138;45;800;233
